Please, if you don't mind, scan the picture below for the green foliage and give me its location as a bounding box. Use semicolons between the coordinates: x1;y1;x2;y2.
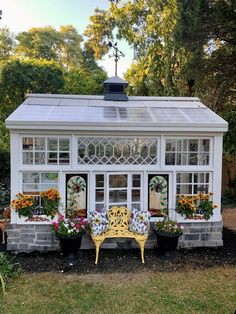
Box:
222;191;236;207
52;212;87;238
0;253;21;294
222;108;236;154
63;68;107;95
16;25;84;70
16;26;63;61
154;218;183;235
84;8;114;59
1;59;64;97
175;0;236;110
176;193;216;220
0;27;16;61
0;149;10;181
59;25;83;70
0;273;5;294
0;183;10;215
11;193;35;219
85;0;190;96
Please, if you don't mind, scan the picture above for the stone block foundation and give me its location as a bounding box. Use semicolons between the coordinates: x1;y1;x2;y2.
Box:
178;221;223;248
7;221;223;253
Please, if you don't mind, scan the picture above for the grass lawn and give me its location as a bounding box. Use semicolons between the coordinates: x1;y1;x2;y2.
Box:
0;266;235;314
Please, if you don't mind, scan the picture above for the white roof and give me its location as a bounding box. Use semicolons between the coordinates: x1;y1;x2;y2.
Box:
5;94;228;132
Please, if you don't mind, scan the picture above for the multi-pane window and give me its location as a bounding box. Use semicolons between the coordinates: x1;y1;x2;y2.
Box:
165;138;210;165
95;173;142;211
78;137;158;165
22;172;58;214
22;137;70;165
176;172;210;195
95;174;105;211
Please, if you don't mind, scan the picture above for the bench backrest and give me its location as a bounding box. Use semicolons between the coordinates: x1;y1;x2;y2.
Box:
107;206;130;231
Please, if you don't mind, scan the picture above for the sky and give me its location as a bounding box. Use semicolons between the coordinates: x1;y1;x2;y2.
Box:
0;0;133;77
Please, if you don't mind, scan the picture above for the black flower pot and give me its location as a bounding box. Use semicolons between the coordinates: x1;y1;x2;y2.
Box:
154;230;182;253
57;235;83;256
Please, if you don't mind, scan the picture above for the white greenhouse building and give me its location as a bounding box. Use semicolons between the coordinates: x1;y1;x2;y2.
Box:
5;77;228;252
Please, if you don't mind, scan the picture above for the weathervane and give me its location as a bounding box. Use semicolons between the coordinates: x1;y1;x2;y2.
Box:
108;42;125;77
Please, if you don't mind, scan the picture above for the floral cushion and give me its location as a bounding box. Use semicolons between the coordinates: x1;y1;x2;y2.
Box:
128;208;151;235
88;209;109;236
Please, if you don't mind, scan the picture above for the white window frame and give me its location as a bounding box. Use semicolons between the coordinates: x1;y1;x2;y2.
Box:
15;171;60;224
164;136;213;167
92;172;143;212
176;171;212;195
77;136;159;165
20;135;71;167
173;171;215;222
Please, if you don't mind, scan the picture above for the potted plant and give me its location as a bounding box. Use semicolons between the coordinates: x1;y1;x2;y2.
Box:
176;193;217;220
153;218;184;252
40;188;60;219
11;189;61;219
11;193;34;218
52;211;88;256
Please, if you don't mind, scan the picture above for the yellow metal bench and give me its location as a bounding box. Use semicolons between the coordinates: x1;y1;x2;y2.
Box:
90;206;149;264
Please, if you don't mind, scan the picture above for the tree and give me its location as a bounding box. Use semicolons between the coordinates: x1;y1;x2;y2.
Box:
63;67;107;95
85;0;189;96
0;27;16;61
16;25;85;71
84;8;115;59
59;25;83;70
0;59;64;124
175;0;236;110
16;26;62;61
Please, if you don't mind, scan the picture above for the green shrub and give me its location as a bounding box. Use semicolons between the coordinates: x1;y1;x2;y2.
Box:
0;183;10;217
0;149;10;182
0;253;21;294
222;191;236;207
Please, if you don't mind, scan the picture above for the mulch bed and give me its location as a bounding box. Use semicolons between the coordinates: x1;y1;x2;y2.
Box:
1;227;236;274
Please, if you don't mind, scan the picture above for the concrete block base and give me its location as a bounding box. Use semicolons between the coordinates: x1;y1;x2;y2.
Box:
6;221;223;253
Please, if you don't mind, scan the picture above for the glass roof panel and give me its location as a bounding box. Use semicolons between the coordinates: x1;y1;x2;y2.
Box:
119;108;151;122
151;108;187;122
183;109;219;122
6;95;228;131
86;107;118;121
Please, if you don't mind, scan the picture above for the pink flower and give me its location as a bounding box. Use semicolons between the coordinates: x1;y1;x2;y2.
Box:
53;222;59;231
58;214;64;222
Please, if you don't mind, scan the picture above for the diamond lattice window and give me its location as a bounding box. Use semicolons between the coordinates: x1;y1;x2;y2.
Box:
77;137;158;165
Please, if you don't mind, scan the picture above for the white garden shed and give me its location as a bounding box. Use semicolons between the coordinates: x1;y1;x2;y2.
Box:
5;77;228;252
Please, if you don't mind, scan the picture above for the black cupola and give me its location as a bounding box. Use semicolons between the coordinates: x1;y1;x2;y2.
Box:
104;76;129;101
